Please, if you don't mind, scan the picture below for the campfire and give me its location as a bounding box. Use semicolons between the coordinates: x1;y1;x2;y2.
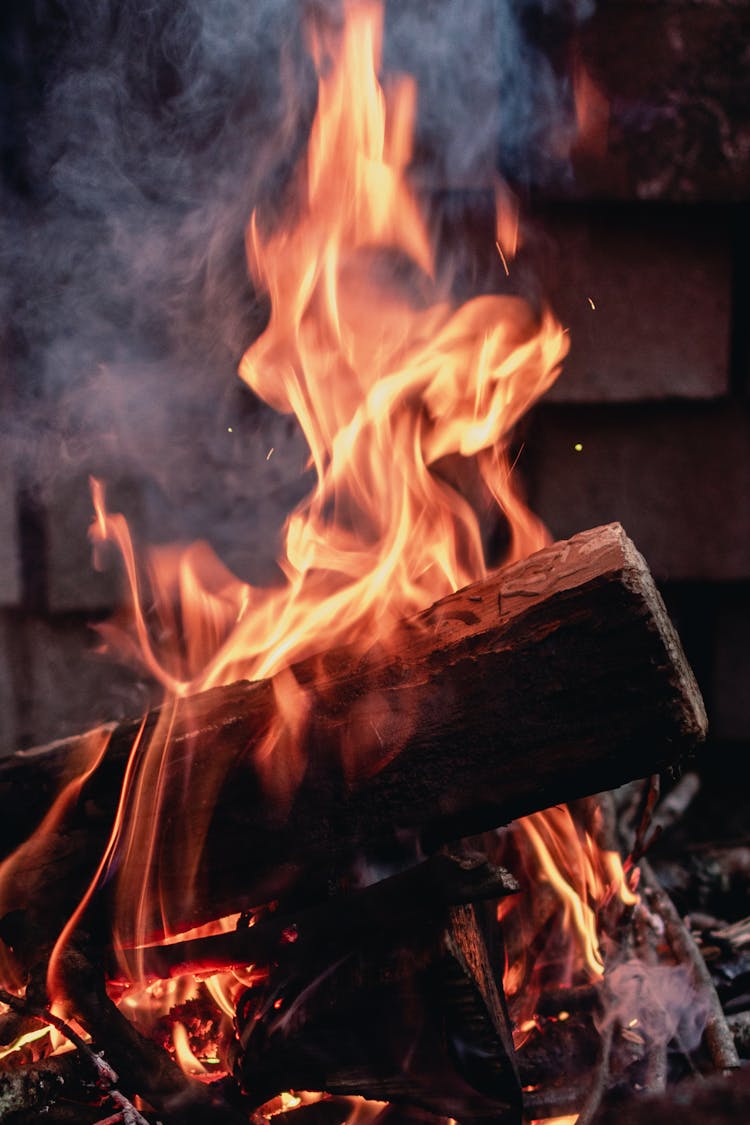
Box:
0;2;744;1123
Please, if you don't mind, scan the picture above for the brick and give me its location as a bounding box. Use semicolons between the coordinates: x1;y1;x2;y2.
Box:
0;452;21;607
43;472;135;613
571;0;750;202
11;615;147;750
384;0;500;189
540;206;731;402
0;615;18;756
712;588;750;742
523;402;750;582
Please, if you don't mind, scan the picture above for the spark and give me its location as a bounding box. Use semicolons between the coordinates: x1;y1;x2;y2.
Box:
266;447;275;461
574;442;583;453
495;240;510;277
587;296;596;310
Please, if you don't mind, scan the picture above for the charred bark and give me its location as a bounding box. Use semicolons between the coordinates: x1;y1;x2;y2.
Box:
0;523;706;939
233;902;522;1125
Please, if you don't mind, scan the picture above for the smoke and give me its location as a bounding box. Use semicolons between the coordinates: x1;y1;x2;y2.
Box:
1;0;591;562
601;956;711;1057
385;0;594;190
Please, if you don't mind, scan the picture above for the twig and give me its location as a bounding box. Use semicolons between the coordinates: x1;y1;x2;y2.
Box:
130;853;519;980
0;986;100;1063
0;988;151;1124
523;1080;587;1119
639;858;740;1072
629;776;661;864
634;906;667;1093
712;916;750;949
576;1015;615;1125
54;940;250;1125
648;772;701;841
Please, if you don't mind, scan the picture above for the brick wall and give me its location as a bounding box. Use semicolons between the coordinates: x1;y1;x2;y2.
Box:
0;0;748;756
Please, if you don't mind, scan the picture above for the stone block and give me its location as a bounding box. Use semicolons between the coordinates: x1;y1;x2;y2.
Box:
0;616;18;756
523;402;750;582
539;206;731;402
43;473;135;613
0;453;21;607
10;615;148;750
571;0;750;202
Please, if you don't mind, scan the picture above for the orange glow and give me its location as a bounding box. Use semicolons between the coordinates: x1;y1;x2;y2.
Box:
80;0;569;965
573;62;609;160
494;179;520;273
496;805;637;1039
0;1024;51;1062
0;0;631;1090
0;725;112;990
530;1117;579;1125
173;1022;209;1077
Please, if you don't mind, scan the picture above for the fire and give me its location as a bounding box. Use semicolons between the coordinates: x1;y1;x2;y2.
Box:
0;0;635;1106
78;0;573;961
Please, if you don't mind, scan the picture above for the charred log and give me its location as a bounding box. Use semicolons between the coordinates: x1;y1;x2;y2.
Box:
0;523;706;940
134;853;518;980
232;902;521;1125
590;1063;750;1125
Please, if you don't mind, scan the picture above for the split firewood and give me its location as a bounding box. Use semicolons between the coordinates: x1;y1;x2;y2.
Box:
516;1011;600;1088
232;902;521;1124
50;943;250;1125
522;1081;586;1120
0;523;706;940
134;853;518;980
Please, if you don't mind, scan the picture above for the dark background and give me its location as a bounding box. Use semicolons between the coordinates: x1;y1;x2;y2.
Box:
0;0;748;788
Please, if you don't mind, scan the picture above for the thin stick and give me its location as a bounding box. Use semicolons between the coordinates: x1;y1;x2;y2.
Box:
576;1016;615;1125
629;776;661;864
0;988;151;1125
639;858;740;1072
634;905;668;1093
129;853;519;980
648;772;701;841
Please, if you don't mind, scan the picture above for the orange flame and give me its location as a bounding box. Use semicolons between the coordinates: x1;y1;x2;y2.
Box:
0;0;634;1086
78;0;570;960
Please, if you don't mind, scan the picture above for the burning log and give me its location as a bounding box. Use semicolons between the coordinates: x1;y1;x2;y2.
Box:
0;523;706;939
232;902;521;1124
136;853;519;981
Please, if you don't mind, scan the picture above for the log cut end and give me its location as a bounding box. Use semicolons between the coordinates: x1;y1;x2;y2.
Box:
482;521;707;745
615;525;708;745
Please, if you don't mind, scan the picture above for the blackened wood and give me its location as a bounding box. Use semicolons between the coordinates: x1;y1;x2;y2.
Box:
591;1063;750;1125
0;523;706;937
727;1011;750;1059
53;943;249;1125
0;1054;88;1120
134;854;519;981
233;903;521;1124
